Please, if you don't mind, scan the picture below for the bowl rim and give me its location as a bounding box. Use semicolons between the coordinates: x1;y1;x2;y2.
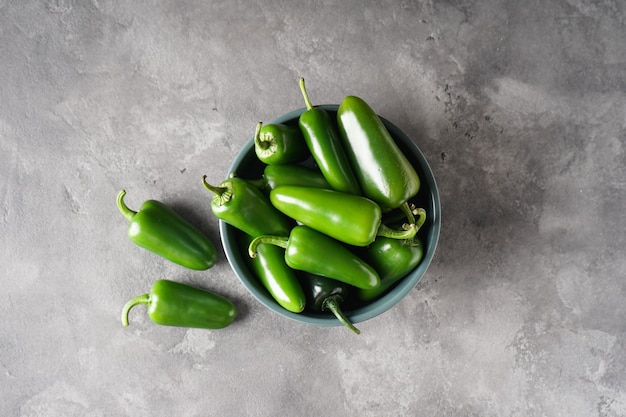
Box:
219;104;441;326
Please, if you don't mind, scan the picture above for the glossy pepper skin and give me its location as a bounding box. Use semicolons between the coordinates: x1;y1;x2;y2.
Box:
299;273;360;334
249;164;331;192
298;78;361;195
337;95;420;211
238;233;305;313
269;186;417;247
249;225;381;290
202;175;305;312
202;174;292;237
116;190;217;270
253;121;309;165
121;279;236;329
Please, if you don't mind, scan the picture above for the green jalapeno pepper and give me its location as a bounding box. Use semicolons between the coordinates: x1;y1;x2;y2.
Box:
116;190;217;270
358;237;424;301
253;121;310;165
358;209;426;301
337;95;421;213
298;272;360;334
298;78;361;195
269;185;417;247
249;164;331;192
249;225;381;290
202;174;292;237
238;232;305;313
202;175;305;312
121;279;237;329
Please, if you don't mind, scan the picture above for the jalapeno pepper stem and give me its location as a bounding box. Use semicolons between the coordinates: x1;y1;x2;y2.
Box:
376;222;417;240
121;293;150;327
299;77;314;111
116;189;137;222
400;201;416;225
202;175;234;205
414;208;427;232
248;235;289;258
253;121;270;150
322;294;360;335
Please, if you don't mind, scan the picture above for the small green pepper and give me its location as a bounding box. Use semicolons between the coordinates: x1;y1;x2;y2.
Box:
298;78;361;195
238;232;305;313
202;174;292;237
116;190;217;270
249;225;381;290
253;121;310;165
121;279;237;329
337;95;421;212
248;164;332;192
270;185;417;247
358;209;426;301
299;272;360;334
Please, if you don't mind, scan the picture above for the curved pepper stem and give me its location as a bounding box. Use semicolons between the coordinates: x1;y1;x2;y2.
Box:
202;175;233;205
121;293;150;327
299;77;314;111
414;207;427;232
400;201;416;225
116;189;137;222
248;235;289;258
376;222;417;241
253;121;270;151
322;294;360;335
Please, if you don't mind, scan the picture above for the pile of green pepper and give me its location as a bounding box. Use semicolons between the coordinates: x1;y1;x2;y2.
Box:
115;78;428;335
204;78;428;334
116;190;237;329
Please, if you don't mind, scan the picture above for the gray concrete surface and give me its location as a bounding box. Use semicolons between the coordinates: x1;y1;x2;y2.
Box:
2;1;625;416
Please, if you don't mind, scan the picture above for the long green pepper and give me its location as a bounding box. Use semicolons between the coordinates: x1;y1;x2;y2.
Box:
248;225;381;290
269;186;418;247
238;233;306;313
337;95;421;214
121;279;236;329
116;190;217;270
298;78;361;195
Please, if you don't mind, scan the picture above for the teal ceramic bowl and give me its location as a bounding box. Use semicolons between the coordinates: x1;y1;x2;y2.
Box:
219;105;441;327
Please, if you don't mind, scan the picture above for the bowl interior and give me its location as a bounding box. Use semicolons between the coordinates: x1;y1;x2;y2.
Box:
219;105;441;326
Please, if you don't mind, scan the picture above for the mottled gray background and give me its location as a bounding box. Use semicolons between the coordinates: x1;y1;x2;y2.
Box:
1;0;625;416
